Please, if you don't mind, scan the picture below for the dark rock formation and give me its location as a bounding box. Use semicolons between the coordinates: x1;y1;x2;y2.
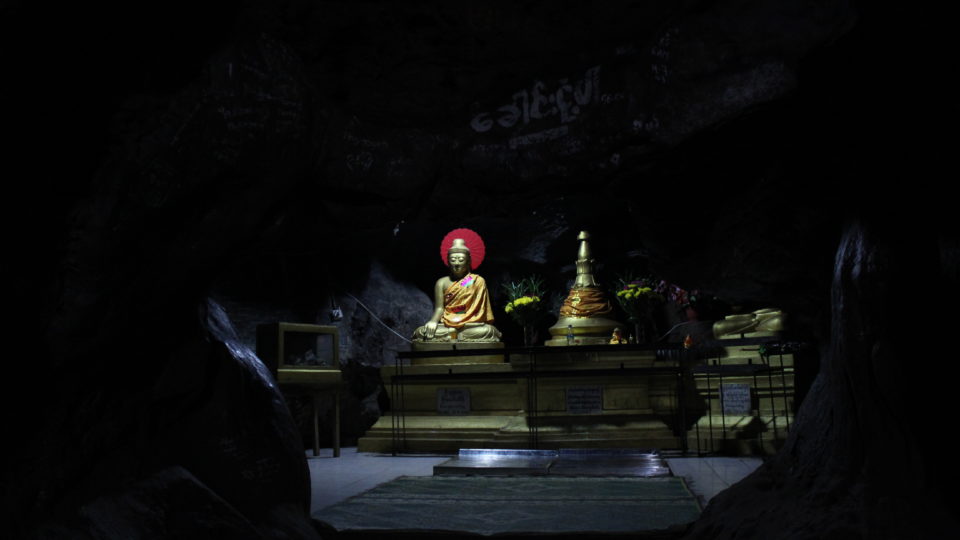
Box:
10;299;319;538
684;220;960;539
339;261;433;370
72;467;265;540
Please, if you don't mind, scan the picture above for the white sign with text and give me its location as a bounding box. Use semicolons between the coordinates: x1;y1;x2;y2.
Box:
437;388;471;415
721;383;752;415
566;386;603;414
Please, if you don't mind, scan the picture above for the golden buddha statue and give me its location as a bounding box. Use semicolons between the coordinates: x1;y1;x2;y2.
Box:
546;231;623;345
610;327;625;344
713;308;786;339
412;238;502;343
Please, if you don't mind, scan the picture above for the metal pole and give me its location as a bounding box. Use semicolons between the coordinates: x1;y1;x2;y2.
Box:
706;365;714;455
718;351;727;453
678;359;687;454
391;355;398;456
779;344;790;434
530;350;540;450
751;360;762;454
312;393;320;457
765;342;779;443
398;355;407;454
333;387;341;457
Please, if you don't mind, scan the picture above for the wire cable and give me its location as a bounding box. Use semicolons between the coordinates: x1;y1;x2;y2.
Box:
343;292;414;343
657;320;697;342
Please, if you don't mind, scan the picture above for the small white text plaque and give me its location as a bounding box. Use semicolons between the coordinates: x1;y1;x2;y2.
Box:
566;386;603;414
437;388;471;415
721;383;752;415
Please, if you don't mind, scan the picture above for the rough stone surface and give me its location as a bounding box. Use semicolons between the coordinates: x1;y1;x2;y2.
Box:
340;261;433;369
77;466;264;540
322;261;434;444
19;300;320;538
153;299;317;538
212;261;432;447
682;222;960;539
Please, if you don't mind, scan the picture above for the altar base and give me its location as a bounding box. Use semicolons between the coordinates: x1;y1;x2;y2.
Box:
409;341;505;364
357;347;683;454
545;316;623;346
687;331;795;455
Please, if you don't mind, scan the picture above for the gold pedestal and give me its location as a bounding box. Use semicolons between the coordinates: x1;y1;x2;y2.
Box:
356;348;681;454
545;316;622;346
688;332;795;456
410;341;505;364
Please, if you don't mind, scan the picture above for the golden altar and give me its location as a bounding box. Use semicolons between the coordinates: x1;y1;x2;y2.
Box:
358;343;684;454
357;336;797;456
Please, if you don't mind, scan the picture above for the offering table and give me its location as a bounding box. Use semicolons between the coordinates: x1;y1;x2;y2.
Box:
357;344;688;454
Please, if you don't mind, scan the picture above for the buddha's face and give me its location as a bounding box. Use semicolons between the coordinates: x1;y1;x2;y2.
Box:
447;252;470;279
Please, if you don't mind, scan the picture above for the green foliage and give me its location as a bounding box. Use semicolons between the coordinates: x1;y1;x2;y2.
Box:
502;275;547;325
612;273;663;322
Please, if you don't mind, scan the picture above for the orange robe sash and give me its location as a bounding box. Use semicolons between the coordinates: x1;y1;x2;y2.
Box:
441;274;495;329
559;287;613;318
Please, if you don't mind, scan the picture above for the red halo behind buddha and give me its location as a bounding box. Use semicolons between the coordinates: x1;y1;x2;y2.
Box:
440;228;485;270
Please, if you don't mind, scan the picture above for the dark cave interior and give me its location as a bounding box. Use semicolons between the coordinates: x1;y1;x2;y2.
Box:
5;1;959;538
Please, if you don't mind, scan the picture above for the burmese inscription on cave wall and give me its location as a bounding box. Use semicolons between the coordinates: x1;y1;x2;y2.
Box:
470;66;601;134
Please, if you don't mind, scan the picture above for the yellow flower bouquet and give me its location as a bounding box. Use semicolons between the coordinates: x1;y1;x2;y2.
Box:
502;275;547;326
502;275;548;345
613;275;664;342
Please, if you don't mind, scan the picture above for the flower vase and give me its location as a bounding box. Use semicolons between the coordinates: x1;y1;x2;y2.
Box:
523;324;536;347
632;320;645;344
632;317;654;344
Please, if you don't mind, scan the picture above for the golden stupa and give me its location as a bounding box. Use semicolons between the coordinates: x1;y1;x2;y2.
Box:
545;231;623;345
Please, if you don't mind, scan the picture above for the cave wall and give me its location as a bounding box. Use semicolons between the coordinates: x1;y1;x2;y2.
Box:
6;0;957;538
684;220;960;539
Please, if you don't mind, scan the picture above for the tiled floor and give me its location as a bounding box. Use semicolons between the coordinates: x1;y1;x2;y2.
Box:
315;475;702;535
307;447;763;515
307;448;449;514
664;456;762;506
